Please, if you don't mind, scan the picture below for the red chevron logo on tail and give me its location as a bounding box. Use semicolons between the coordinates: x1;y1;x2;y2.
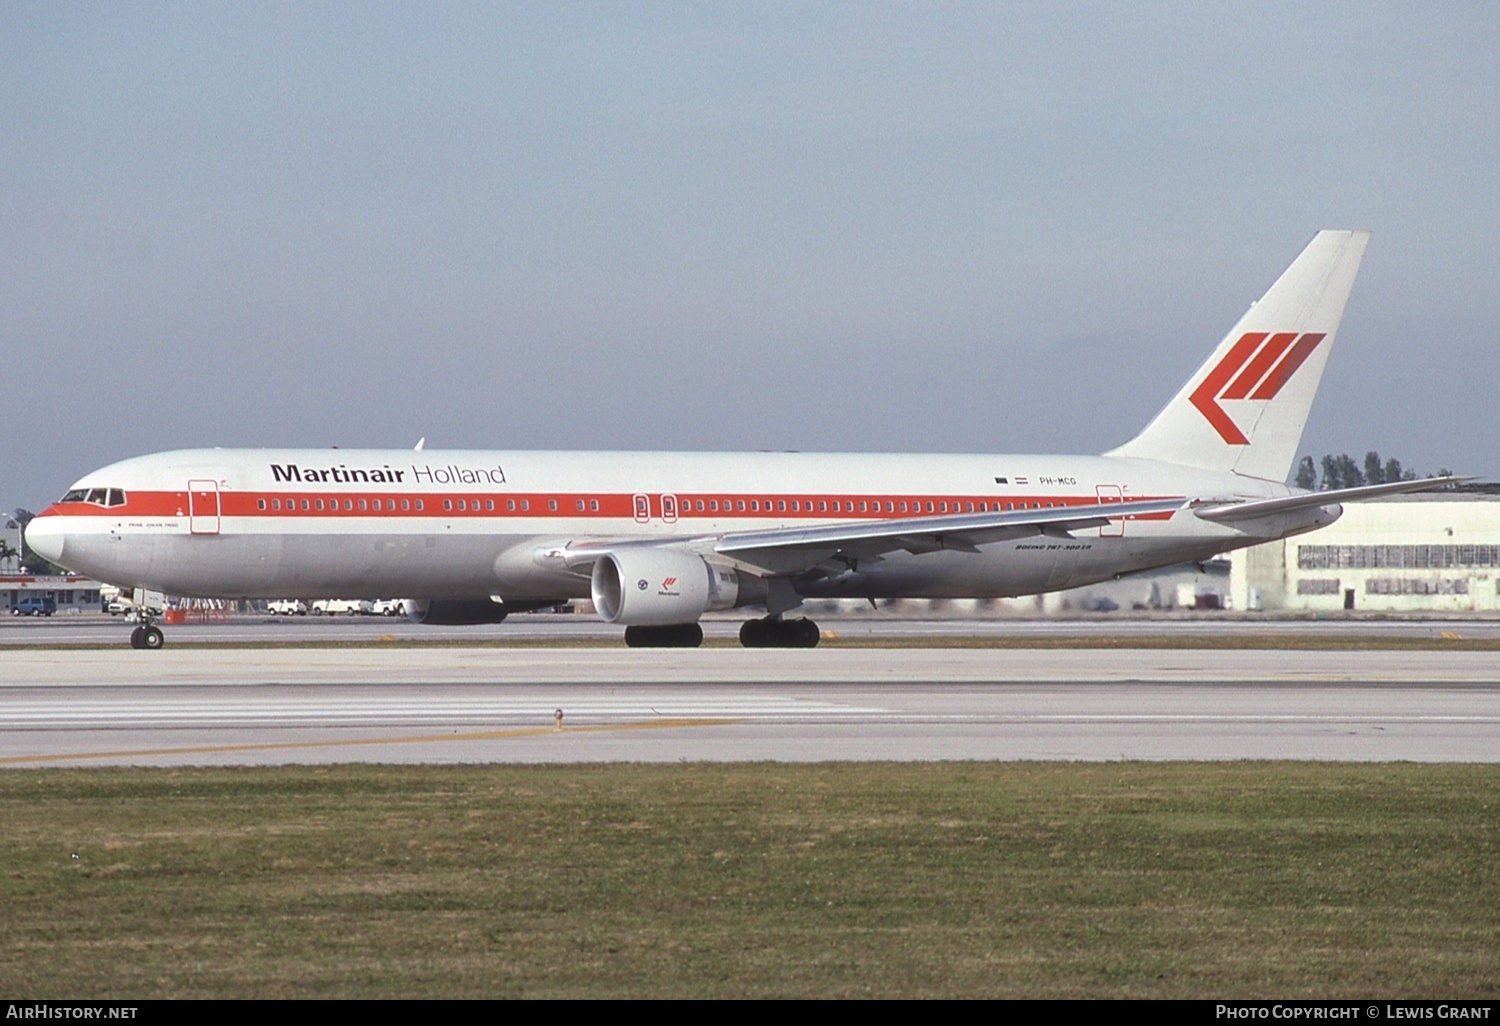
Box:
1189;331;1326;444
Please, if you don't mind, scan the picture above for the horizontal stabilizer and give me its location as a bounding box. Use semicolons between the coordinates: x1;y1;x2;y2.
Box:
1193;476;1472;523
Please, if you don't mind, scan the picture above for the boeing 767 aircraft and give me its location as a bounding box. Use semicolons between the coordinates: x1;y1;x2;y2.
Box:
26;230;1458;649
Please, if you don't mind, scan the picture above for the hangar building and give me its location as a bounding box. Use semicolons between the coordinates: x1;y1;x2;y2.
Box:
1230;486;1500;612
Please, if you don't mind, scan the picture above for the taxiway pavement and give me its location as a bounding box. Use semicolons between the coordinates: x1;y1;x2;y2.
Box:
3;646;1497;767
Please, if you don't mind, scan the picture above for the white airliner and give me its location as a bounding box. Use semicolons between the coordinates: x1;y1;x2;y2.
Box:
26;230;1458;649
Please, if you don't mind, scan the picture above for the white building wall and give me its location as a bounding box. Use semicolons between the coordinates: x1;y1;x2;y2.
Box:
1232;495;1500;612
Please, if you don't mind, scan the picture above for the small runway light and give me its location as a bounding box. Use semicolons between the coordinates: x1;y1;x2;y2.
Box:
554;708;564;731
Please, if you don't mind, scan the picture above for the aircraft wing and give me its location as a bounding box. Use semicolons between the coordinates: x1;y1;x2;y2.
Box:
545;496;1187;579
713;496;1187;575
1192;476;1472;523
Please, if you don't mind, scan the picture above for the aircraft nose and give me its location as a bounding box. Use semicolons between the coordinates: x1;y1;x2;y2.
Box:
23;514;66;566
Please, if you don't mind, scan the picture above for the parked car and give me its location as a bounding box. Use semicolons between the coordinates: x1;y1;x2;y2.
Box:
267;599;308;615
368;599;403;617
12;597;57;617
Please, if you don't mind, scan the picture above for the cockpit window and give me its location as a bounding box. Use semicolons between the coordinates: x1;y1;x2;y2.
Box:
60;488;127;507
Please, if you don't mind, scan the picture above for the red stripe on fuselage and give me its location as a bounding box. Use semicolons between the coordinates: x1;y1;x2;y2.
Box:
40;490;1182;524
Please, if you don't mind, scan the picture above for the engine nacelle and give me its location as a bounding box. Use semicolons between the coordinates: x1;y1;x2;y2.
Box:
402;598;565;625
590;549;742;626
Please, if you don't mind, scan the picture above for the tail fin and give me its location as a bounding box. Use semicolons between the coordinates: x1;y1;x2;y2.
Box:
1106;229;1369;481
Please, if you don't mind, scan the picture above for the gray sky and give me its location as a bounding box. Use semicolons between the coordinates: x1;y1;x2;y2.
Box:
3;1;1496;508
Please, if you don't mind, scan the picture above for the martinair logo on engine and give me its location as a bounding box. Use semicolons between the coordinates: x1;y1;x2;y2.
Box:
659;576;680;597
1189;331;1326;445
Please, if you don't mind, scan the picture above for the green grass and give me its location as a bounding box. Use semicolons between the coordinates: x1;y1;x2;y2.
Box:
1;763;1497;998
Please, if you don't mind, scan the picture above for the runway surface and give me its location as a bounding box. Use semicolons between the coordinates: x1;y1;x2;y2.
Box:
3;646;1498;766
5;611;1500;646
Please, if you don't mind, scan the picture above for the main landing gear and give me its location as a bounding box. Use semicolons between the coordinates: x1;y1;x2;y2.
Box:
623;623;705;648
739;615;820;649
621;617;822;648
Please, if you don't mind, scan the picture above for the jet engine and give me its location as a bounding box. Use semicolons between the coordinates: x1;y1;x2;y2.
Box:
590;549;743;626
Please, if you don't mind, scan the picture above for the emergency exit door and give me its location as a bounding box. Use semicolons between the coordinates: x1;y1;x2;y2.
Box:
1095;484;1124;537
188;480;221;535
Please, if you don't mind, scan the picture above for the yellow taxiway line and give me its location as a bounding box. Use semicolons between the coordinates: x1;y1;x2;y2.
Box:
0;717;740;765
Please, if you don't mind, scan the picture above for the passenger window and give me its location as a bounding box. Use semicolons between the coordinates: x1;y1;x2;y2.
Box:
521;500;529;511
444;500;453;511
590;499;599;512
507;499;515;511
548;499;558;512
257;499;266;511
737;500;746;512
315;499;324;511
401;499;410;511
358;499;367;511
415;500;424;511
486;500;494;511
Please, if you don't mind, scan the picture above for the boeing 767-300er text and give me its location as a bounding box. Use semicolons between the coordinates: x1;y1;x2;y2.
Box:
26;230;1462;649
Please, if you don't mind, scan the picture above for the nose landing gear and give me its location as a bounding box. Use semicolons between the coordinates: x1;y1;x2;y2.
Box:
128;615;165;650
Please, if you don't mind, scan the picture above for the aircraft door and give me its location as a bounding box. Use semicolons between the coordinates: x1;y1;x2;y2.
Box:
1095;484;1124;537
188;480;221;535
660;494;678;524
633;494;651;523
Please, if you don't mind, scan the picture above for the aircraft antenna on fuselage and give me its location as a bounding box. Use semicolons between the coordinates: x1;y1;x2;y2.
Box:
414;437;425;451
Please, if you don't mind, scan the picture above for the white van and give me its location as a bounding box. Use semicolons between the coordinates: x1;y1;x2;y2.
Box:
312;599;370;616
